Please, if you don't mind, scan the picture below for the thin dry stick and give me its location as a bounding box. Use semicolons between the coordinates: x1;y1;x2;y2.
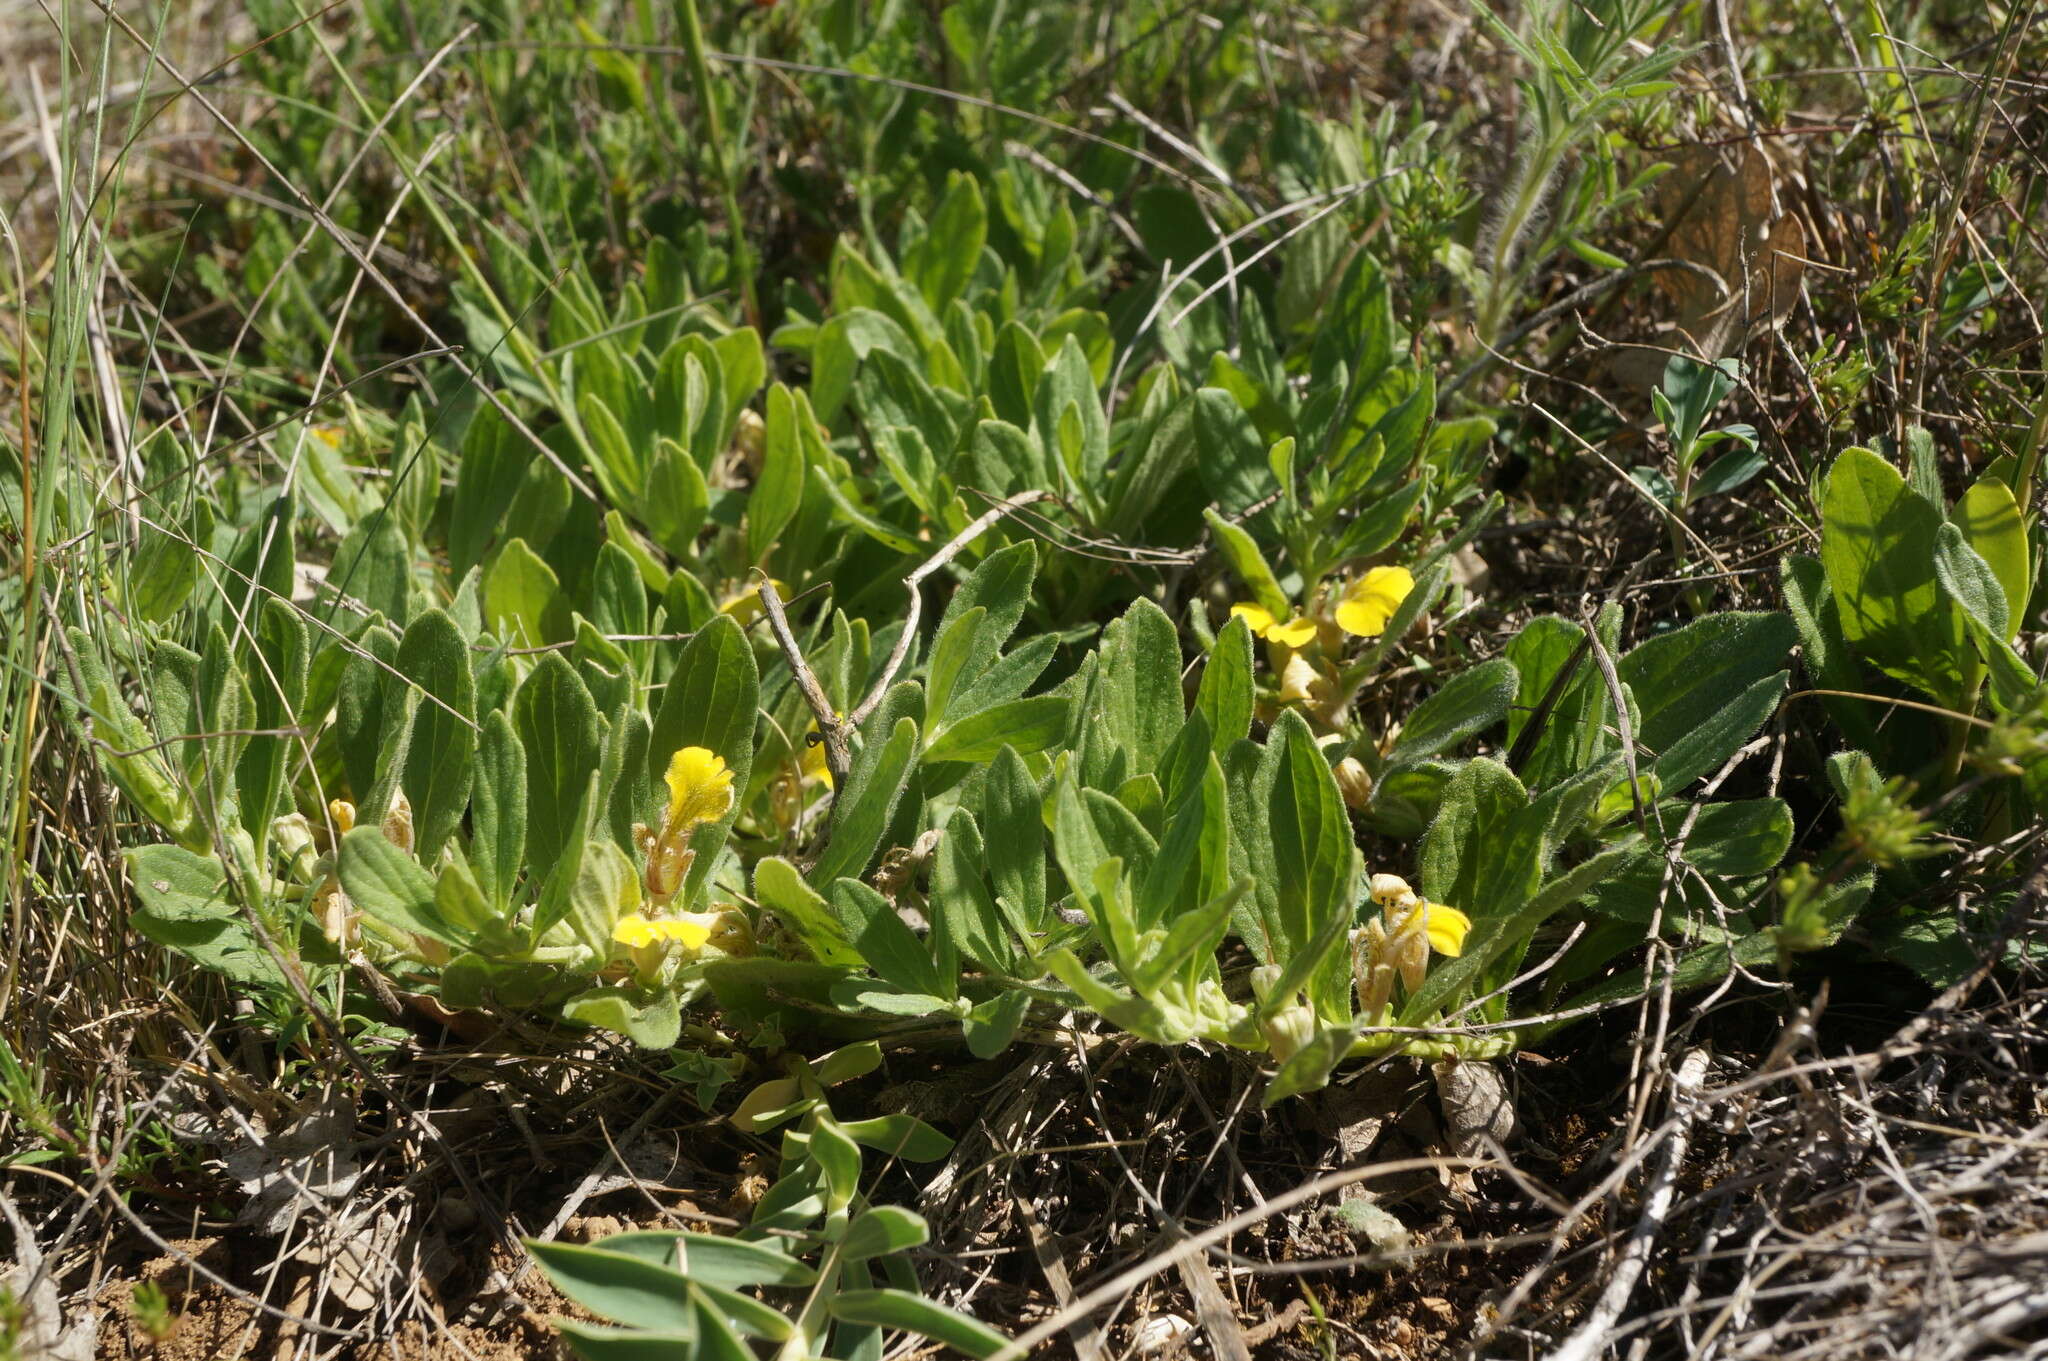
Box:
1542;1047;1712;1361
847;489;1053;727
754;490;1052;789
753;575;851;787
984;1155;1501;1361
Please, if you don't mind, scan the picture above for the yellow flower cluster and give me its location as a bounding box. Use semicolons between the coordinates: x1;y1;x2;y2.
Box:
1352;872;1470;1019
1231;566;1416;715
619;745;750;969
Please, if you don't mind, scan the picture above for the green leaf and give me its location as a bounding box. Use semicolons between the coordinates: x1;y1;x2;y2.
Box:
1195;613;1256;749
1933;521;2010;642
471;711;526;911
514;653;605;878
830;878;949;1000
933;811;1017;974
1419;758;1540;923
1952;475;2029;637
119;841;275;985
812;716;921;887
550;1320;699;1361
338;827;462;946
826;1290;1009;1359
842;1206;930;1261
525;1240;694;1332
1401;838;1645;1023
925;696;1071;766
1386;658;1517;769
752;857;861;966
963;988;1032;1058
561;985;681;1049
838;1114;954;1162
924;607;988;730
1780;555;1881;752
983;746;1048;935
236;598;308;837
1651;670;1787;792
196;622;254;813
564;838;642;957
1683;799;1793;877
936;543;1038;674
908;172;987;310
1193;387;1277;516
58;630;195;845
1616;611;1794;789
1096;599;1185;777
1263;1024;1359;1105
1264;711;1359;1020
485;538;562;649
583;1231;815;1288
1202;508;1288;618
397;610;477;859
812;1115;862;1212
128;910;285;988
1820;447;1966;704
748;383;806;563
641;436;709;558
335;624;402;809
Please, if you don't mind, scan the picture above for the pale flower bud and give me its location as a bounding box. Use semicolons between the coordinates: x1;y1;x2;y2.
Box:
1261;1002;1316;1063
1333;757;1374;810
1369;873;1416;909
733;407;766;472
382;791;414;854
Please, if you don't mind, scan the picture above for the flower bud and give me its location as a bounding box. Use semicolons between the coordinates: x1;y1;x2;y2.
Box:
1333;757;1374;810
1260;1002;1317;1063
382;791;414;854
1368;873;1416;909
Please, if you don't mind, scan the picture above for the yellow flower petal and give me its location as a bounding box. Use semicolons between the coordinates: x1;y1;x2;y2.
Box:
663;746;735;832
1421;901;1471;958
1232;602;1318;648
1231;602;1278;637
800;726;834;789
611;912;658;948
1267;615;1318;648
1335;566;1415;638
611;911;716;950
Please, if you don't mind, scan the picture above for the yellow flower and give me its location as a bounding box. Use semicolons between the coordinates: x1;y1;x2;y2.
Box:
1367;873;1468;957
1334;566;1415;638
1354;873;1470;1012
664;746;735;829
644;747;735;901
1231;602;1318;649
612;911;716;951
1419;900;1471;958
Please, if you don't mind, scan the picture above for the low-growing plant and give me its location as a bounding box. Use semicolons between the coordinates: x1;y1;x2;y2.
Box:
527;1041;1005;1360
1776;440;2045;980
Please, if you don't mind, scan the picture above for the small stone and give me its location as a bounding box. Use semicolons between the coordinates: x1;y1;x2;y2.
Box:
1132;1313;1196;1354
